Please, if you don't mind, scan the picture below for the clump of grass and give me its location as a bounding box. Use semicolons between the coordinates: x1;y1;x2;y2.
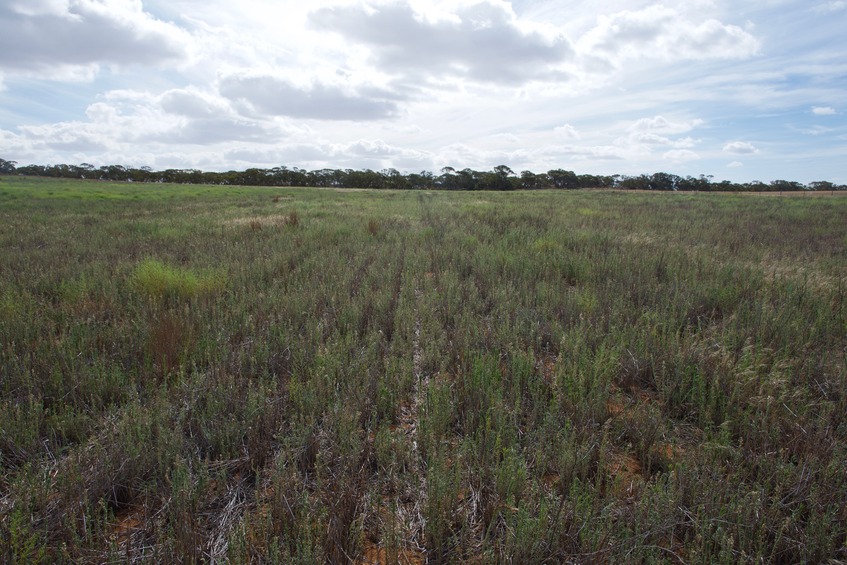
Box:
0;287;29;324
367;219;379;236
287;210;300;228
131;258;225;302
147;313;191;379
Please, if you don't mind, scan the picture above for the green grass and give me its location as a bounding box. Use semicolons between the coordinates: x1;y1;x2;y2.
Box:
131;258;226;302
1;175;846;563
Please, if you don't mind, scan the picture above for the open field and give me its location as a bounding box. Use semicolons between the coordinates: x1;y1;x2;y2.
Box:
1;175;846;563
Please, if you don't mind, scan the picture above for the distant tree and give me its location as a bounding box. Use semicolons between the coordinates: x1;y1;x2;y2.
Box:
520;170;540;190
407;170;434;190
648;172;681;191
619;175;650;190
0;159;16;174
808;181;835;191
677;175;711;191
576;173;610;188
770;179;805;192
713;180;741;191
16;164;46;176
743;180;767;192
98;165;130;181
382;168;409;189
7;158;840;194
240;168;271;186
76;163;96;179
288;167;308;187
437;167;459;190
308;169;340;187
485;165;516;190
345;169;385;189
456;168;478;190
547;169;579;189
477;171;497;190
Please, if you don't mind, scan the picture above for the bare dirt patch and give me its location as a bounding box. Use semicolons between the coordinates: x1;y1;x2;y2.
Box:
356;541;425;565
607;451;644;500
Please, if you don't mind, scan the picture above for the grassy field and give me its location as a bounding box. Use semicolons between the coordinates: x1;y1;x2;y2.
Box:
1;175;846;563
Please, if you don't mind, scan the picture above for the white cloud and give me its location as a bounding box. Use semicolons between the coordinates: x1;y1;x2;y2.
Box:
308;1;574;85
727;161;744;168
0;0;191;80
814;1;847;12
628;132;672;145
219;74;402;121
614;117;702;154
158;118;279;145
2;86;292;159
347;139;405;157
538;144;628;161
224;144;333;167
160;88;230;119
663;149;699;162
578;5;759;66
18;121;110;152
85;102;120;124
629;116;704;134
554;124;580;139
224;139;435;171
672;137;697;149
812;106;837;115
723;141;758;154
488;133;522;144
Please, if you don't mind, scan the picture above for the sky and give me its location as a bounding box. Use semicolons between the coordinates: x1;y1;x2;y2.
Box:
0;0;845;183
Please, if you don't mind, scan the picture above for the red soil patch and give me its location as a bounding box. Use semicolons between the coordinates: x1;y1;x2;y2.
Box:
608;452;643;498
656;442;684;463
357;542;425;565
606;397;626;418
110;502;145;544
541;473;560;490
536;356;557;385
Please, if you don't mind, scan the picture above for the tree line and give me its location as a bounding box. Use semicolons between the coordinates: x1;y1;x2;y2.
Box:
0;158;843;192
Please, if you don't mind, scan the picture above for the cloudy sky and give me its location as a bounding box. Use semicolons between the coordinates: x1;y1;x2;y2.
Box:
1;0;845;183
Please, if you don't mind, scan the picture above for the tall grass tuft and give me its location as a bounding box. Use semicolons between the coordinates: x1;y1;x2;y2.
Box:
131;258;225;302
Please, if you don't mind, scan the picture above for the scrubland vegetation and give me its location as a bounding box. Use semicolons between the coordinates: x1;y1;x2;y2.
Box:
1;175;846;563
2;158;844;191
